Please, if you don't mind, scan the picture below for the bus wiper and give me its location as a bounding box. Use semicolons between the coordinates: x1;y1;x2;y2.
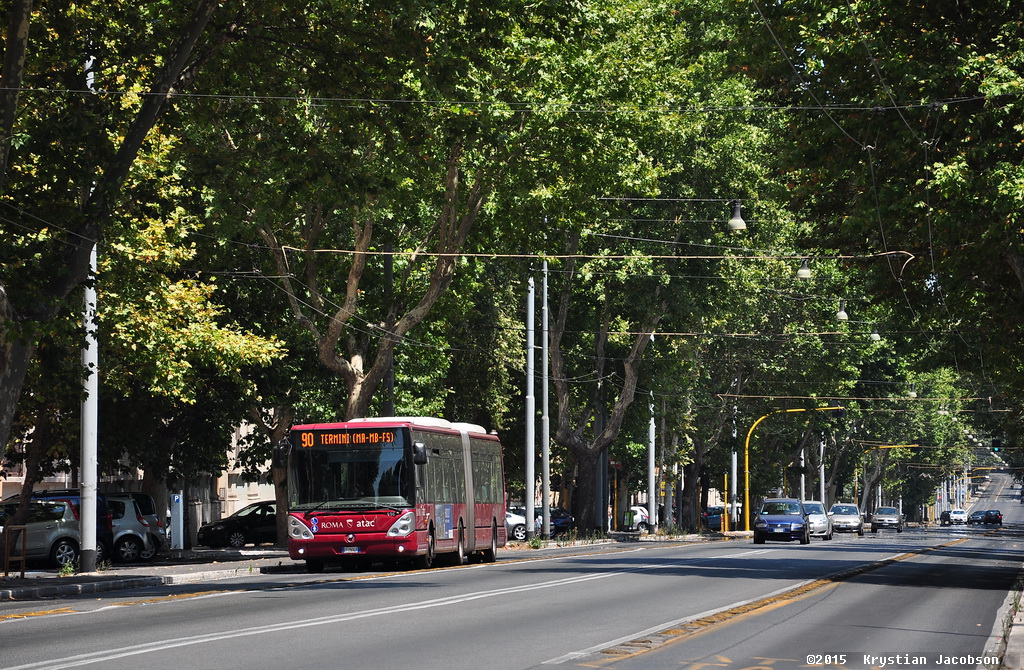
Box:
303;499;341;517
346;500;409;513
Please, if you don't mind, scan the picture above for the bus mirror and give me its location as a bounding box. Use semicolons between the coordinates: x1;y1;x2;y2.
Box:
413;441;428;465
272;439;291;468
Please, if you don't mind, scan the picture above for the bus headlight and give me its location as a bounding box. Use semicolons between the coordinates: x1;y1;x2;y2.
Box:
387;511;416;538
288;516;314;540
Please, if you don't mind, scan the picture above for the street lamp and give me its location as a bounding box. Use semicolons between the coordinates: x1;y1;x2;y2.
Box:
743;406;845;530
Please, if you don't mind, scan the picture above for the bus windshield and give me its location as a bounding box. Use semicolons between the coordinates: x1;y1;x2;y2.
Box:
288;434;412;511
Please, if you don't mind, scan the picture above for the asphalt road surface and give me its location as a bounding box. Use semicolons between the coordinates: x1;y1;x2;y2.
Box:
1;476;1019;670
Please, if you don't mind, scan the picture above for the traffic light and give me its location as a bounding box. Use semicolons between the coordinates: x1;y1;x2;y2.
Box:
992;439;1001;452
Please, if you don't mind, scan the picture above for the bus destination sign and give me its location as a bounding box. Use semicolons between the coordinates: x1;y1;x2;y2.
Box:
296;429;398;448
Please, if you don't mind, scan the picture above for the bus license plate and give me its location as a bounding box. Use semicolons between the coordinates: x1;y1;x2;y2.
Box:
341;547;361;553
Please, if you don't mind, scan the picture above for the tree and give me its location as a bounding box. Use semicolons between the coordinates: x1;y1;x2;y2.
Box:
0;0;223;541
745;0;1024;433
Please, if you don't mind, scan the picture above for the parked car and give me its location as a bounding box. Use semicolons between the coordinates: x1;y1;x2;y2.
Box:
505;510;527;542
626;505;650;532
10;488;114;561
702;506;725;532
107;497;153;563
948;509;968;524
753;498;810;545
508;506;573;537
0;500;82;567
871;506;904;533
967;510;987;525
108;491;166;560
828;503;865;536
984;509;1003;525
802;500;833;540
196;501;277;548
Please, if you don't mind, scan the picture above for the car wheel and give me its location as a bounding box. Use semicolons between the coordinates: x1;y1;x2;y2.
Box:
857;527;864;536
636;522;650;533
227;531;247;548
50;538;79;568
753;535;765;544
872;526;878;533
800;530;810;545
115;536;144;563
897;526;903;533
510;523;527;542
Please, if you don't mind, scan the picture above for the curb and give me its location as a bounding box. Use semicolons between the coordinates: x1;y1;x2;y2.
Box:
1;576;168;601
1;563;303;601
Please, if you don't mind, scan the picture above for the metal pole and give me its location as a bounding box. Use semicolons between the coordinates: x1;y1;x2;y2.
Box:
819;437;826;504
541;259;550;538
799;448;806;500
80;243;99;572
525;278;535;540
730;450;737;528
648;391;656;532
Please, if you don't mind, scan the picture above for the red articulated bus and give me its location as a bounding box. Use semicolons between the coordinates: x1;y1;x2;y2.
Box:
278;417;507;573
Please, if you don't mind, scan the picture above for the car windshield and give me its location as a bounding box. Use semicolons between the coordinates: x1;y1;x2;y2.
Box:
831;505;858;515
803;503;825;514
761;501;801;515
876;507;898;514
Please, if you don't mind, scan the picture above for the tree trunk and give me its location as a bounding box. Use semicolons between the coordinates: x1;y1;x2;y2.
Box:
680;461;701;532
570;449;601;531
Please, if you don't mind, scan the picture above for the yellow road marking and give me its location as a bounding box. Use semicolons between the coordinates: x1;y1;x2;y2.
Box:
0;607;76;621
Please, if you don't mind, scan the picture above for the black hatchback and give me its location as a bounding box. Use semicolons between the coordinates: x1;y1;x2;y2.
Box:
197;501;277;548
984;509;1003;525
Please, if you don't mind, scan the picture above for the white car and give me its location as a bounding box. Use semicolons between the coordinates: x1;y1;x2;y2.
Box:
627;506;650;532
505;511;527;542
802;500;833;540
948;509;968;524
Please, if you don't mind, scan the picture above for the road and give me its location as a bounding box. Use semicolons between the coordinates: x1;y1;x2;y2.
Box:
1;476;1020;670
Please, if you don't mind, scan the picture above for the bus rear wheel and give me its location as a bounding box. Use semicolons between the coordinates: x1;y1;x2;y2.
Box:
481;522;498;563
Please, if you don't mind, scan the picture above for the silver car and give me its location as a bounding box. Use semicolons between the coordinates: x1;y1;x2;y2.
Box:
871;506;904;533
0;500;81;567
108;497;154;563
803;500;833;540
828;502;864;536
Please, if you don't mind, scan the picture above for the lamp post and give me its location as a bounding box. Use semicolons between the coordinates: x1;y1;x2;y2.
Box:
744;406;845;531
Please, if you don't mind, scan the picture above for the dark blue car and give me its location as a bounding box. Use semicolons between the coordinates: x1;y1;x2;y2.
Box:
753;498;810;544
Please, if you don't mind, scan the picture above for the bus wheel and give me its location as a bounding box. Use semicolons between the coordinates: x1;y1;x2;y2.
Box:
305;559;325;573
450;524;467;566
416;530;435;569
481;522;498;563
